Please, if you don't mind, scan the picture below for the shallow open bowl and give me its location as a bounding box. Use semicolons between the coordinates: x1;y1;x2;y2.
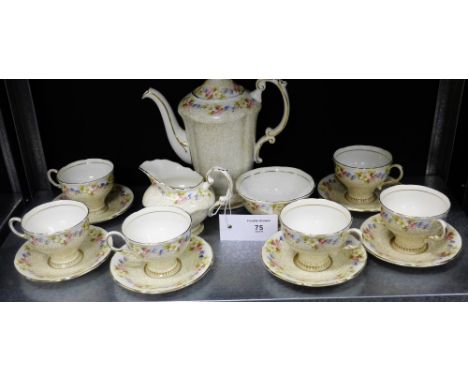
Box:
236;167;315;215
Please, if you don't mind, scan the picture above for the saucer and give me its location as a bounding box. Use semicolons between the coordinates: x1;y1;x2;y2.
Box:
55;184;134;224
262;231;367;287
14;226;112;282
110;235;213;294
361;214;462;267
318;174;381;212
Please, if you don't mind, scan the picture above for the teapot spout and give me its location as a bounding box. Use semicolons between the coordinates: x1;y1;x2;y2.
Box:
142;88;192;164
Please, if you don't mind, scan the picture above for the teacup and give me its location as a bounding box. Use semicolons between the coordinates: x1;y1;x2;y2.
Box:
280;198;362;272
9;200;90;269
106;206;192;278
47;158;114;213
379;185;450;254
334;145;403;203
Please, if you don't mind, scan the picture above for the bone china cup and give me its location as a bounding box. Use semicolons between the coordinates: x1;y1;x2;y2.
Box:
334;145;404;203
106;206;192;278
280;199;363;272
9;200;90;268
379;185;450;254
47;158;114;213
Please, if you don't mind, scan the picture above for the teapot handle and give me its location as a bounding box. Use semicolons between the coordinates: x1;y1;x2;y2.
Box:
206;167;234;217
253;79;290;164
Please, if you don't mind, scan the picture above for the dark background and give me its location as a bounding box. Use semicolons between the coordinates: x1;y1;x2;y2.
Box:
27;80;440;188
449;86;468;202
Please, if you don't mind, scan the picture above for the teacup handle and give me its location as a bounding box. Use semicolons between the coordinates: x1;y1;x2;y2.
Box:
343;228;363;250
47;169;61;188
8;217;27;239
106;231;128;252
427;219;447;242
379;164;404;189
205;167;234;217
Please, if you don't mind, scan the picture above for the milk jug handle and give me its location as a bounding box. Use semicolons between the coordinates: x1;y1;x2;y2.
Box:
253;79;290;164
206;167;234;217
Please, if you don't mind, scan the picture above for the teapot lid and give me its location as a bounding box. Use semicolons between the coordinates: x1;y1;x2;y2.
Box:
179;79;259;120
192;79;245;100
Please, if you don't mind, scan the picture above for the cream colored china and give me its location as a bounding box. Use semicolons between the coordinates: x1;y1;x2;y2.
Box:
236;166;315;215
318;174;381;212
380;185;450;254
262;231;367;287
334;145;403;204
142;79;290;207
140;159;233;235
110;235;213;294
9;200;90;269
361;214;461;267
47;158;114;213
106;206;191;279
55;184;134;224
280;199;363;272
14;225;111;282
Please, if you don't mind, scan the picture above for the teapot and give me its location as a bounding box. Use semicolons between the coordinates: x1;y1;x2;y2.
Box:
140;159;233;235
142;79;290;207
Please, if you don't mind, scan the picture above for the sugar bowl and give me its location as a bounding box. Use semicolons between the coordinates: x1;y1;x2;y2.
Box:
236;166;315;215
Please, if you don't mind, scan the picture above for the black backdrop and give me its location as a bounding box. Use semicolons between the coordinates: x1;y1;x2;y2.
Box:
29;80;440;187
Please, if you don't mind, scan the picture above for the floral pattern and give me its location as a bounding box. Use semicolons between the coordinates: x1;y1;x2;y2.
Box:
362;218;380;243
16;248;33;271
180;95;257;116
55;184;134;223
193;84;244;100
111;236;212;294
318;176;337;199
14;226;111;280
118;187;132;206
114;256;129;276
158;186;211;205
128;231;191;260
380;208;432;232
349;250;365;266
27;220;89;247
262;232;367;287
245;200;285;215
282;225;342;251
438;230;458;258
317;174;382;212
264;235;285;272
361;214;461;266
62;174;114;195
335;164;388;184
88;227;107;256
